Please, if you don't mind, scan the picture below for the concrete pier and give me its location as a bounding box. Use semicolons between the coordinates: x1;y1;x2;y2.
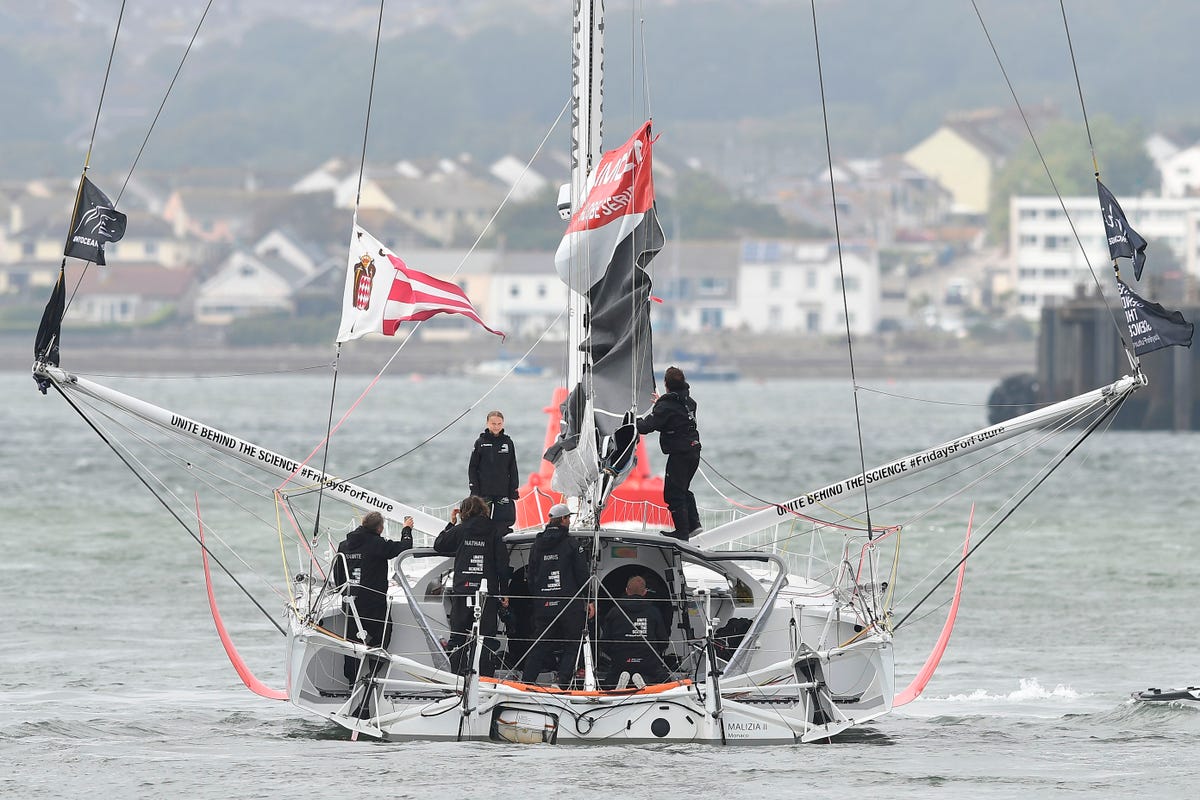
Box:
1037;302;1198;430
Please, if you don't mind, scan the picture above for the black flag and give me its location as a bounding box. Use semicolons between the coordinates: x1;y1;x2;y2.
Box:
1117;276;1193;356
64;176;127;265
1097;180;1148;280
34;266;66;369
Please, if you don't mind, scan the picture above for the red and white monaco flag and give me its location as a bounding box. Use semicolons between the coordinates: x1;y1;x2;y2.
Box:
554;121;657;289
337;225;503;343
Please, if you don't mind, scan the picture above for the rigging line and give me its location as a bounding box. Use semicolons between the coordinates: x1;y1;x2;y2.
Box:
809;0;875;542
47;378;286;635
274;327;417;494
969;0;1128;354
76;393;284;524
61;259;92;326
1058;0;1097;169
57;5;129;321
353;0;387;211
640;14;653;123
68;387;274;495
67;385;287;498
81;0;126;173
630;1;637;132
735;397;1099;558
72;395;294;596
328;101;567;413
696;454;867;532
772;400;1099;553
311;344;343;539
72;362;335;380
857;383;1049;410
282;307;559;498
116;0;214;205
893;392;1125;632
890;415;1099;606
320;308;567;485
449;101;571;281
833;397;1100;530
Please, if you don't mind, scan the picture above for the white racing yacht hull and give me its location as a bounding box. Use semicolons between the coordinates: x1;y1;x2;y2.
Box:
284;529;894;744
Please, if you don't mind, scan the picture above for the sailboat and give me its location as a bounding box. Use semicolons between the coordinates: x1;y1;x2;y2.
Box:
30;2;1168;744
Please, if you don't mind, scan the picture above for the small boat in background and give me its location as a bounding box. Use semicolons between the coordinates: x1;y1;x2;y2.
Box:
659;348;740;382
1132;686;1200;703
466;356;550;379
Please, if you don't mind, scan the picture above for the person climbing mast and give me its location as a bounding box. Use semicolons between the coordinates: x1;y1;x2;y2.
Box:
637;366;702;540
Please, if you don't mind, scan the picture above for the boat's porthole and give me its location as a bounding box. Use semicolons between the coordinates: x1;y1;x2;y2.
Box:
685;715;694;724
853;624;863;632
651;718;671;737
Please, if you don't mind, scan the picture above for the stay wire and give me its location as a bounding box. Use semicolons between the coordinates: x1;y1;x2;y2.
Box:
353;0;387;212
72;393;292;599
311;344;343;540
73;362;334;380
81;0;126;174
1058;0;1097;169
893;392;1125;631
48;378;286;635
809;0;875;541
59;0;127;320
327;311;566;486
969;0;1129;355
116;0;214;205
313;0;383;534
1057;0;1138;369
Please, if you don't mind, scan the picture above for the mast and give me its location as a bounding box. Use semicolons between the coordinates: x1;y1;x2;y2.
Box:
567;0;604;398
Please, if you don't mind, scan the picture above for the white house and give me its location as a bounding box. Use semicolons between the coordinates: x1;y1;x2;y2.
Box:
650;240;742;334
736;239;880;335
194;251;301;324
1159;144;1200;199
488;249;568;340
69;263;194;325
1009;194;1200;320
1145;133;1180;178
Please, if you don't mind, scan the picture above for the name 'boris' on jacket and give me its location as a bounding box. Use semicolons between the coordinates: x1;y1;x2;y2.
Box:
528;524;588;600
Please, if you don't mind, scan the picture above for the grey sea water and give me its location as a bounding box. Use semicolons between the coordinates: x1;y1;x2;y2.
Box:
2;368;1198;799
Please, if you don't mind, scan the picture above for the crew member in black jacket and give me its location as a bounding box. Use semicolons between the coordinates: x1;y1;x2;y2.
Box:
520;503;594;687
332;511;414;680
468;410;521;535
636;366;702;539
602;574;670;688
434;495;510;676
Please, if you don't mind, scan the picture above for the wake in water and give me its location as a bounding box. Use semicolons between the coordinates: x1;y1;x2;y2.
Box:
931;677;1084;704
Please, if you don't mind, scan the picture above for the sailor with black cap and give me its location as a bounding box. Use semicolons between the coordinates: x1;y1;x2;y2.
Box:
520;502;594;688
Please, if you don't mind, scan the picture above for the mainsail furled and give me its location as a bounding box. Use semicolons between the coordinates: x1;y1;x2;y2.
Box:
547;122;665;506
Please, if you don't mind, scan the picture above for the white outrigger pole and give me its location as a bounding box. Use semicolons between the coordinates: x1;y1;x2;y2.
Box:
693;372;1145;550
32;365;445;534
30;366;1147;552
